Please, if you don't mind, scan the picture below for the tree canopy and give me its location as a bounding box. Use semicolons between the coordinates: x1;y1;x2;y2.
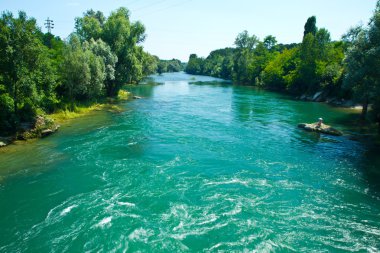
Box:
0;8;180;134
185;5;380;128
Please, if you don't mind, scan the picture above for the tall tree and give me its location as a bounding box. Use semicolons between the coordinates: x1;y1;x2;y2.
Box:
75;9;105;41
263;35;277;50
296;17;333;94
303;16;317;37
233;31;259;84
0;11;56;123
86;38;118;96
61;34;106;102
102;7;146;95
261;48;299;91
344;1;380;123
186;54;203;75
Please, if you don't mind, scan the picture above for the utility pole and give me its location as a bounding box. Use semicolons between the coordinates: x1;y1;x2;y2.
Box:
44;17;54;33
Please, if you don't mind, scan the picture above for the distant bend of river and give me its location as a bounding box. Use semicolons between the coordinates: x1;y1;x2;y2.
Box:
0;72;380;252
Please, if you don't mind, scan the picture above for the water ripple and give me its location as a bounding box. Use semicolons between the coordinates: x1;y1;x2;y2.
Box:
1;73;380;252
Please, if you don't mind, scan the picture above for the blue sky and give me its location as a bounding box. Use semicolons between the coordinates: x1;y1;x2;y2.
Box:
1;0;377;61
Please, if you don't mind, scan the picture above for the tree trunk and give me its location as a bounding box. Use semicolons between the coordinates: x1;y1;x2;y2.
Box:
361;97;369;122
106;80;117;97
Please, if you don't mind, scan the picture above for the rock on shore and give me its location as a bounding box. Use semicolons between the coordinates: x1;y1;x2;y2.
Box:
299;91;363;109
298;122;343;136
19;116;60;140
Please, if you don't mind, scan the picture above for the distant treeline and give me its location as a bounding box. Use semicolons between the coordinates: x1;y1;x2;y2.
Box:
0;8;182;134
157;59;186;74
186;2;380;128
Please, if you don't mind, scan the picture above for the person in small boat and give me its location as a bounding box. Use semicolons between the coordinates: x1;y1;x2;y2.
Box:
316;118;323;128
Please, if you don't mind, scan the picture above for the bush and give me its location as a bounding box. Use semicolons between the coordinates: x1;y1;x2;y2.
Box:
41;95;60;113
18;99;37;122
0;94;16;133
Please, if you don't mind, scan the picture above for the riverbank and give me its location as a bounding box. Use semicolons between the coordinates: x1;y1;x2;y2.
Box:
296;90;363;110
193;73;380;137
1;72;379;252
0;90;132;149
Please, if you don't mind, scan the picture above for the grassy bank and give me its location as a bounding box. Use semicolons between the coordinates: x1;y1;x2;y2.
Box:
49;90;131;124
0;90;132;148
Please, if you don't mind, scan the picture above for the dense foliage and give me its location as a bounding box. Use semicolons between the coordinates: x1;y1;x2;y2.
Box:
343;1;380;125
185;2;380;129
186;19;344;95
157;58;185;74
0;8;170;134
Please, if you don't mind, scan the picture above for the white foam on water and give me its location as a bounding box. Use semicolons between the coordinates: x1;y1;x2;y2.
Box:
117;201;135;207
47;189;64;197
222;203;242;216
204;178;250;187
96;216;112;228
156;156;181;170
60;205;78;216
171;222;229;241
254;239;279;253
128;228;154;243
172;221;184;231
198;214;218;225
209;243;223;251
125;214;140;219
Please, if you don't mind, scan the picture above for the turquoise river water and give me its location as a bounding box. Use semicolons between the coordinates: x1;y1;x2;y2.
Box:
0;72;380;252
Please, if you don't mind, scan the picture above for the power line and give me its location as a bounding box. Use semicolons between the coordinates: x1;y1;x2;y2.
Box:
44;17;54;33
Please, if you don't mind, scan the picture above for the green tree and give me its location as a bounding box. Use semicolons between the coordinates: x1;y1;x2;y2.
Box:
61;34;106;102
295;17;334;95
297;33;317;94
0;11;57;126
141;51;158;76
303;16;317;37
344;1;380;124
166;59;183;72
185;48;234;79
263;35;277;50
344;29;373;120
101;7;147;94
86;38;118;96
261;48;299;91
316;41;344;95
157;61;168;74
75;9;105;41
0;93;15;133
186;54;203;75
233;31;259;84
61;35;91;102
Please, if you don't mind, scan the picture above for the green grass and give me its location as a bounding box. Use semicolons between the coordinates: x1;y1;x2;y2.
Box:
117;90;131;100
49;91;131;124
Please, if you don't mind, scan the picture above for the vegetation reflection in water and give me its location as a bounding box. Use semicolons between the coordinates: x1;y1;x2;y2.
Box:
0;72;379;252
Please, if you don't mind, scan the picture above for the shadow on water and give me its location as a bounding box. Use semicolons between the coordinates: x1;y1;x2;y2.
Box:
228;83;380;194
358;140;380;193
331;112;366;129
140;76;164;86
230;86;274;123
124;84;155;98
1;72;380;252
189;81;232;86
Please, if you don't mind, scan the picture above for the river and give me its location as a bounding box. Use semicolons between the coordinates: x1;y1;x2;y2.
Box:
0;72;379;252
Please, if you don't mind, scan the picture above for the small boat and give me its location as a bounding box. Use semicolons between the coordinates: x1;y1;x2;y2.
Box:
298;123;343;136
